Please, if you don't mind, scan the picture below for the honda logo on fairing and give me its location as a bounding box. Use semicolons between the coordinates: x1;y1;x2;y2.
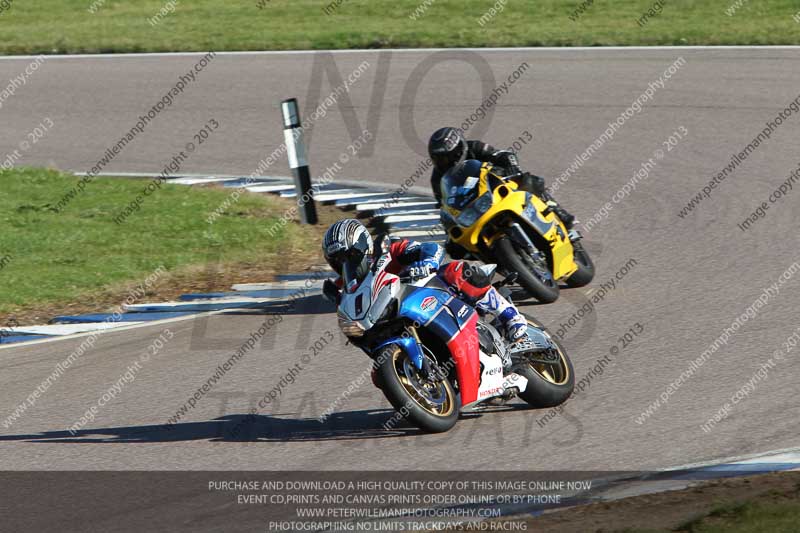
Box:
420;296;437;311
479;387;502;399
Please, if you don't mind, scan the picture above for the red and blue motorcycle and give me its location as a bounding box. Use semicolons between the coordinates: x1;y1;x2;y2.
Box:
326;243;575;433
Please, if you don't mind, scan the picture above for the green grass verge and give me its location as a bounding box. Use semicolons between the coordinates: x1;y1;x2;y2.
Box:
0;0;798;55
0;168;315;314
677;500;800;532
620;500;800;533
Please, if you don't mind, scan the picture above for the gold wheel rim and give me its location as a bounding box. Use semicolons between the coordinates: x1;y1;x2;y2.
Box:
526;321;571;385
392;348;455;418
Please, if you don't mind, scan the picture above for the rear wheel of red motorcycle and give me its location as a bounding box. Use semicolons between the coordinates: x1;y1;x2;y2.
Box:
377;344;459;433
515;323;575;408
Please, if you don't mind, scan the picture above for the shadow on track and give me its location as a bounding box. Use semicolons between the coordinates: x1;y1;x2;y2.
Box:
0;403;542;444
221;295;336;317
0;408;429;444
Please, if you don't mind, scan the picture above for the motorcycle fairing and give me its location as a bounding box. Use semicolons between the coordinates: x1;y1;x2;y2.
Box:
475;350;505;402
442;164;579;281
373;335;425;369
346;254;519;409
443;297;475;330
398;287;459;336
519;192;577;280
339;269;399;328
444;312;481;405
394;287;483;407
522;192;556;236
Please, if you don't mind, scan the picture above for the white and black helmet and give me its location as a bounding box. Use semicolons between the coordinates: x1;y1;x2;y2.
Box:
322;219;374;282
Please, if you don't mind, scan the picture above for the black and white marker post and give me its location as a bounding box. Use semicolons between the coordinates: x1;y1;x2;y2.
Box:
281;97;317;225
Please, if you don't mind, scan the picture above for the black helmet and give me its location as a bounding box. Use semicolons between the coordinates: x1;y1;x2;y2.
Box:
428;127;466;173
441;159;484;210
323;219;374;289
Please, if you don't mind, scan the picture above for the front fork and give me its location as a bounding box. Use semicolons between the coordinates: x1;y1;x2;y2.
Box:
373;326;451;386
373;325;424;370
506;222;553;280
508;222;537;253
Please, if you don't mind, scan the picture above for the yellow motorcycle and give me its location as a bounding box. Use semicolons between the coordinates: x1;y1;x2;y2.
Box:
439;160;593;303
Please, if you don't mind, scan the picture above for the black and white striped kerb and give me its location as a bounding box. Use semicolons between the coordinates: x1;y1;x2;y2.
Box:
281;97;317;224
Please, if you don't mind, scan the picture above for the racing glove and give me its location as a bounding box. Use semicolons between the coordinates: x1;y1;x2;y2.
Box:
490;150;521;175
404;260;437;280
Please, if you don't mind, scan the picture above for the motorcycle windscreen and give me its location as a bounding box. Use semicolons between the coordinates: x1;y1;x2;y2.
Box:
341;251;371;293
442;159;483;210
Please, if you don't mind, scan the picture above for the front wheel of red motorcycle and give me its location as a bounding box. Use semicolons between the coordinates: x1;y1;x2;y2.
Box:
376;344;459;433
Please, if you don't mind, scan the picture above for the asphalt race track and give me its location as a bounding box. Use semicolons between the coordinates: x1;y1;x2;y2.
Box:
1;48;800;477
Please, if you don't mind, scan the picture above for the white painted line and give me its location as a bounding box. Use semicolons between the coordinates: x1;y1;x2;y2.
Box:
374;210;440;219
387;222;443;231
355;199;429;211
124;296;290;311
733;452;800;465
169;177;239;185
381;214;440;224
8;322;145;336
283;188;356;198
73;171;435;199
76;171;291;183
585;449;800;505
0;311;227;353
3;46;799;60
390;230;446;239
316;191;387;201
232;281;325;291
359;201;437;214
311;190;370;200
244;184;296;193
663;445;800;473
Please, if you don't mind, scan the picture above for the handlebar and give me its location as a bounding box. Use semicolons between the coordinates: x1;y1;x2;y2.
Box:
398;274;431;283
398;270;439;284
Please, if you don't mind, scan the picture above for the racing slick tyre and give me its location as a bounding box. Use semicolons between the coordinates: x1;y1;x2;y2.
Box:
495;237;560;304
376;344;459;433
565;240;595;288
515;319;575;408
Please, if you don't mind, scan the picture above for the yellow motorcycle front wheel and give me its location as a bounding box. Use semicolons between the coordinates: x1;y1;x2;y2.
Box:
495;237;560;303
565;240;595;288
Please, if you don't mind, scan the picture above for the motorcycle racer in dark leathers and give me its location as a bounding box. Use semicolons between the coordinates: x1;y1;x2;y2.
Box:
427;126;575;229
